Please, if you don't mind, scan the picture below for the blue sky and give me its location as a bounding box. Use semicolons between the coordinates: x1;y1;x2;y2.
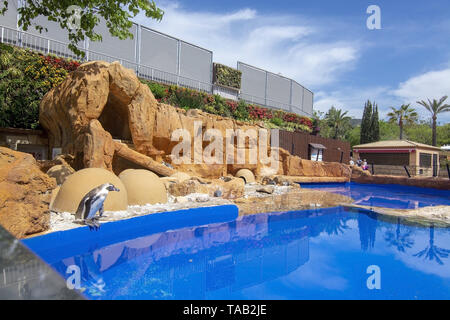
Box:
134;0;450;123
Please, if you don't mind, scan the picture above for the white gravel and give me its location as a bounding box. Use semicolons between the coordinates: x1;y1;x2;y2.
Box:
48;193;233;233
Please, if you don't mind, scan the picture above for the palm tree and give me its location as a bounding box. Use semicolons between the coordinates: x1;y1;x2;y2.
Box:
387;104;418;140
325;106;351;139
416;96;450;146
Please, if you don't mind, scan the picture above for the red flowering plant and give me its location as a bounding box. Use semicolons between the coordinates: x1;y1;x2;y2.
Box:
42;55;80;72
248;105;273;120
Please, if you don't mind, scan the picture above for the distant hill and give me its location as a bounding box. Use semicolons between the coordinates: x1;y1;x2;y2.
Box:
350;119;362;127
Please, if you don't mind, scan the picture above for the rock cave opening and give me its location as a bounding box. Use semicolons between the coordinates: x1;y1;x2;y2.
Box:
98;92;132;142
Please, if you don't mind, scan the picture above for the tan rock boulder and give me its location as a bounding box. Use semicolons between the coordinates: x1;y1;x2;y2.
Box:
119;169;167;205
51;168;128;214
0;147;56;238
46;164;75;185
168;177;244;199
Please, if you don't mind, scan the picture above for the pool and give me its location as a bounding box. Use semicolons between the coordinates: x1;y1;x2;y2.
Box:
23;184;450;300
300;182;450;209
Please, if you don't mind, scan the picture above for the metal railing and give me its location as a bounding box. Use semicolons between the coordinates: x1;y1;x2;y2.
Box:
0;25;313;117
366;164;449;179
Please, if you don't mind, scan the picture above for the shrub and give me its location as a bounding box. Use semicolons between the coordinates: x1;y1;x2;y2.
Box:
270;117;284;127
232;100;250;121
143;81;168;100
0;44;80;129
248;105;273;120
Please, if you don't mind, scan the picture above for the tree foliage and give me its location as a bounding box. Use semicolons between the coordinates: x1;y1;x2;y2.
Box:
360;100;380;144
416;96;450;146
0;0;164;57
387;104;418;140
325;106;351;139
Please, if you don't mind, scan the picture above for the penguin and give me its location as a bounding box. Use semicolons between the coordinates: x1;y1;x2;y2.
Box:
75;183;120;230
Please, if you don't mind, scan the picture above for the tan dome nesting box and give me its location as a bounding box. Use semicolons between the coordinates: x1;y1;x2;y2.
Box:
119;168;158;180
119;169;168;206
235;169;255;184
51;168;128;213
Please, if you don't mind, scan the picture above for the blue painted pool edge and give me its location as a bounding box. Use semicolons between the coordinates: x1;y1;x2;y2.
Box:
22;204;239;264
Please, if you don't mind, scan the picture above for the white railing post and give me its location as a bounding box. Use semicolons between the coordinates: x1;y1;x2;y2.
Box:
1;26;4;43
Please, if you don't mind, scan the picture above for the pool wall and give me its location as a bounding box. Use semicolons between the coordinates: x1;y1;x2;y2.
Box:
22;204;239;264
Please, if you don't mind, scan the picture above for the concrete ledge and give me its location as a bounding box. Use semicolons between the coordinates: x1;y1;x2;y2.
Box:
22;204;239;264
352;175;450;190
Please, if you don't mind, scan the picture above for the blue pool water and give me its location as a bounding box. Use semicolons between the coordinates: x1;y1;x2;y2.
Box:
301;182;450;209
24;184;450;300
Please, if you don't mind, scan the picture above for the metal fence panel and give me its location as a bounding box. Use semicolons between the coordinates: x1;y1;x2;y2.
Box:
266;73;291;107
291;82;304;110
238;62;266;105
303;89;314;116
25;15;71;44
179;41;212;85
0;0;18;29
89;19;137;63
140;27;178;74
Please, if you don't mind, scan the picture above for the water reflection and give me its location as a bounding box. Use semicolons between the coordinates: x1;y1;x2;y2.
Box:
301;182;450;209
358;211;378;251
48;207;450;299
414;226;450;266
384;218;415;253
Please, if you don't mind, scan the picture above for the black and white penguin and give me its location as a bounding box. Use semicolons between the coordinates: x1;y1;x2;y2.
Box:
75;183;120;230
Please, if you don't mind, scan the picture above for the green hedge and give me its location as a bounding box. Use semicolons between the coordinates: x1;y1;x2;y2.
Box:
213;63;242;89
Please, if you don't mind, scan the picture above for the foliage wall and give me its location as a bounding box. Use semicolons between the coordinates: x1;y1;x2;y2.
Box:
213;63;242;89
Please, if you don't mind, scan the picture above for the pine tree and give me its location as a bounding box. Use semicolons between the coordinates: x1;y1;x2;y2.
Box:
360;100;373;144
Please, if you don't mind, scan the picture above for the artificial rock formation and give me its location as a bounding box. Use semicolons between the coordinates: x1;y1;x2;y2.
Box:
0;147;56;238
51;168;128;214
40;60;351;181
46;164;75;185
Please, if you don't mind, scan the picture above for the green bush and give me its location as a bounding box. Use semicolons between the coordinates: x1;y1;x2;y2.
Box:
213;63;242;89
143;80;168;100
270;117;284;127
232;100;250;121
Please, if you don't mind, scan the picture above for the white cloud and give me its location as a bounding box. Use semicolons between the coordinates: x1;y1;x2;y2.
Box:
133;2;359;87
315;67;450;123
393;68;450;103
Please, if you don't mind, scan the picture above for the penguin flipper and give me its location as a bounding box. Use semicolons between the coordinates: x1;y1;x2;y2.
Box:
76;194;93;220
